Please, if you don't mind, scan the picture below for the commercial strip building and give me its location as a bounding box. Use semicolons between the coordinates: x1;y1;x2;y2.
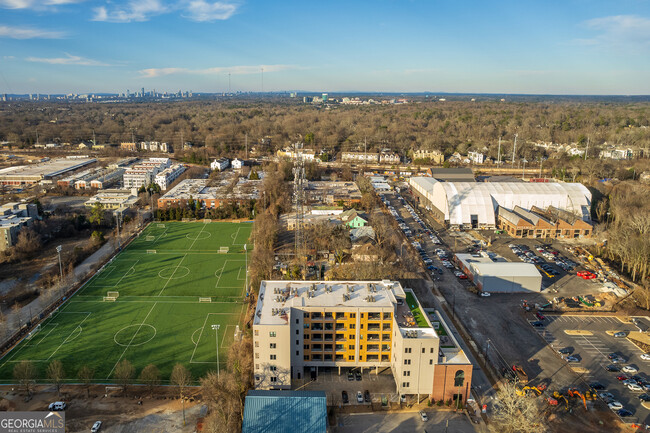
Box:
0;202;38;250
409;177;591;229
89;169;125;189
305;181;362;207
84;189;139;211
0;157;96;185
242;390;327;433
253;280;472;403
157;176;260;208
497;205;592;239
154;164;186;190
455;253;542;293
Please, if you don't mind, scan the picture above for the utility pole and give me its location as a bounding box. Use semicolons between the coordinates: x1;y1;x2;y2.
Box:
93;129;96;147
512;134;517;169
584;137;589;160
497;136;501;165
245;133;248;159
115;211;121;249
56;245;63;281
212;324;221;378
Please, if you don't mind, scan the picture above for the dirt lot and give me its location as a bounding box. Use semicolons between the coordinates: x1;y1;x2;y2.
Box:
0;384;204;433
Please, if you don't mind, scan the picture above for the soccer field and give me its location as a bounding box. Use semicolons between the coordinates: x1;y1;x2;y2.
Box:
0;221;252;384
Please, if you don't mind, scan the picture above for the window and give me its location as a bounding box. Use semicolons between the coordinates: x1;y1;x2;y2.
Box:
348;355;355;361
404;359;411;365
430;348;434;353
270;343;276;349
296;350;299;356
454;370;465;387
429;359;433;365
270;366;277;371
269;331;276;337
383;312;391;320
402;382;410;388
270;377;277;383
349;313;356;318
304;344;309;349
295;319;299;324
304;312;309;318
255;376;260;381
296;340;299;345
270;354;276;360
296;330;299;335
349;334;355;340
254;330;259;336
255;364;259;370
255;353;259;359
422;348;425;353
304;355;310;361
405;348;412;354
403;371;410;377
350;324;356;330
349;345;355;350
255;341;259;347
361;313;365;318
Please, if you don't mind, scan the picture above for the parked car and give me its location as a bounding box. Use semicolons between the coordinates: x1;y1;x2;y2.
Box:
614;332;628;338
91;421;102;433
566;355;580;363
608;401;624;411
531;321;545;327
617;409;633;417
364;390;371;403
342;391;349;404
641;353;650;361
48;402;67;411
347;371;354;381
628;383;643;392
356;391;363;403
589;382;605;390
599;392;615;400
639;394;650;402
605;364;621;372
480;292;491;297
355;371;362;381
419;411;429;422
535;312;546;320
559;347;573;355
623;366;639;374
617;374;630;381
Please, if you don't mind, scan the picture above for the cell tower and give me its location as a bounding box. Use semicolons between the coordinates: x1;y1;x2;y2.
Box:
293;142;306;266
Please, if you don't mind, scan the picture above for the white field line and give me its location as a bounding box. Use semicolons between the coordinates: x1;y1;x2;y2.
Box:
189;314;210;364
33;323;59;347
157;224;209;296
113;259;140;288
107;302;157;379
47;313;92;361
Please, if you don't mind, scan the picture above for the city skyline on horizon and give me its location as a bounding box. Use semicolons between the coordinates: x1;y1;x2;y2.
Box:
1;1;649;95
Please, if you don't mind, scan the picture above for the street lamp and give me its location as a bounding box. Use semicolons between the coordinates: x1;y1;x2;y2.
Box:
211;324;221;378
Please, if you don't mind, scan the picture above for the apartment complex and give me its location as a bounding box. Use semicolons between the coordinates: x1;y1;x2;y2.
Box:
253;280;472;402
154;164;186;190
157;175;260;208
0;202;38;250
210;157;230;171
412;149;444;164
305;181;362;207
123;158;171;189
341;152;379;164
467;151;485;164
277;148;317;161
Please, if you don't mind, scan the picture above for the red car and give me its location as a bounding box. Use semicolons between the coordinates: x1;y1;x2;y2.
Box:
577;271;596;280
536;312;546;320
616;374;629;381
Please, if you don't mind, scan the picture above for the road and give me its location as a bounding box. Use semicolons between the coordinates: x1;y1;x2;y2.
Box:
335;411;477;433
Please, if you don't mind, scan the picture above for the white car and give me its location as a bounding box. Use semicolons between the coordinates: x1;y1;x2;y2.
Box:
623;366;639;374
480;292;491;297
628;383;643;392
91;421;102;433
599;392;615;400
641;354;650;361
608;401;624;411
356;391;363;403
419;411;429;422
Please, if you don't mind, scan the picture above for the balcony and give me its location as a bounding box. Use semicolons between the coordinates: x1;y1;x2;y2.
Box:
324;323;334;331
367;325;381;332
367;334;380;342
367;313;381;320
366;344;379;352
311;324;323;331
324;334;334;341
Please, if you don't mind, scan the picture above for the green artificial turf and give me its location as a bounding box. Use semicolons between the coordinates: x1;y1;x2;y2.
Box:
0;221;252;384
405;291;430;328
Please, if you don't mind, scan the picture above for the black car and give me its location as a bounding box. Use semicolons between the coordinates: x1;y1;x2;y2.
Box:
342;391;349;404
347;371;354;381
531;321;545;327
607;353;619;360
606;364;622;372
617;409;633;417
589;382;605;390
355;371;362;381
639;394;650;402
558;347;573;355
364;390;371;403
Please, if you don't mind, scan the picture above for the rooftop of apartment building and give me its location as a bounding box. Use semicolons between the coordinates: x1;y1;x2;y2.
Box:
255;280;406;326
159;173;260;201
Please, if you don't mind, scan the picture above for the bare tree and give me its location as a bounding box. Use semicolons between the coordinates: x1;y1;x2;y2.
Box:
113;359;135;396
138;363;160;396
490;382;547;433
170;363;192;426
77;365;94;398
46;360;65;397
13;360;36;396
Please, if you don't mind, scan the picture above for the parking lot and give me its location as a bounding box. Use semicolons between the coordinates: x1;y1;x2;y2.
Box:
530;314;650;423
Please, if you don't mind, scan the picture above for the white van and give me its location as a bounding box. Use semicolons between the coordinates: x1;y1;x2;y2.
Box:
48;402;67;411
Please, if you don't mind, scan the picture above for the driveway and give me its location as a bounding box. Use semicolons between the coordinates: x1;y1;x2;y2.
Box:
334;411;477;433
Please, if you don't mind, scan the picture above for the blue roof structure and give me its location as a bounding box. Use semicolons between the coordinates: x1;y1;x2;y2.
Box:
242;390;327;433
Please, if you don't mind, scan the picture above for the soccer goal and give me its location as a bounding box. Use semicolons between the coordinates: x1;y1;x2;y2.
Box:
146;235;155;241
157;223;165;228
204;219;212;223
103;296;117;302
107;291;119;298
199;297;212;303
26;324;41;339
218;247;229;254
147;249;157;254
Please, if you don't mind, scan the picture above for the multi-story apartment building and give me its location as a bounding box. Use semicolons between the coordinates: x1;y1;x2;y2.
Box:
154;164;186;191
412;149;444;164
277;148;316;161
467;151;484;164
341;152;380;164
210;157;230;171
0;203;37;250
379;151;401;164
253;280;472;402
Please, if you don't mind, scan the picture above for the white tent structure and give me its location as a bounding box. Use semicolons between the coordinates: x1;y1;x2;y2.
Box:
409;177;591;228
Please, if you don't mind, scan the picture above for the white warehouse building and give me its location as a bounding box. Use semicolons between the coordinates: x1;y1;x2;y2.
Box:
409;177;591;229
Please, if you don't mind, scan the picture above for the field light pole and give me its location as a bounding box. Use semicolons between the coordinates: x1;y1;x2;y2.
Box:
56;245;63;280
244;244;248;296
212;324;220;378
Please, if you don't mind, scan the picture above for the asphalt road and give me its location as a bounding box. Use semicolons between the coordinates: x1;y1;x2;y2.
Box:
533;314;650;424
335;411;476;433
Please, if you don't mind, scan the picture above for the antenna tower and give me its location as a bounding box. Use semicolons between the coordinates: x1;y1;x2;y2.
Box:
293;141;306;267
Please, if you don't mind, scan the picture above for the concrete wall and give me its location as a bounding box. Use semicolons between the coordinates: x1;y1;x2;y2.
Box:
476;274;542;293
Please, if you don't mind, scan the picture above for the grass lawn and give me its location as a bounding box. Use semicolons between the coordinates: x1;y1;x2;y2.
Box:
0;221;252;384
405;291;429;328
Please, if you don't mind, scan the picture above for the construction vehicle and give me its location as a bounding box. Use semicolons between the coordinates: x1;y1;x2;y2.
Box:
549;392;569;410
567;388;587;410
512;365;528;384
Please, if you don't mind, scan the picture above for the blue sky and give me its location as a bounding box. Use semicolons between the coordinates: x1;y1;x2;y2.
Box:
1;0;649;94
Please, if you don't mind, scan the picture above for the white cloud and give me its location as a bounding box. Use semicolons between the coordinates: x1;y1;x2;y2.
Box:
93;0;238;23
139;64;296;78
92;0;168;22
25;53;111;66
183;0;236;21
0;25;67;39
0;0;84;9
580;15;650;50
